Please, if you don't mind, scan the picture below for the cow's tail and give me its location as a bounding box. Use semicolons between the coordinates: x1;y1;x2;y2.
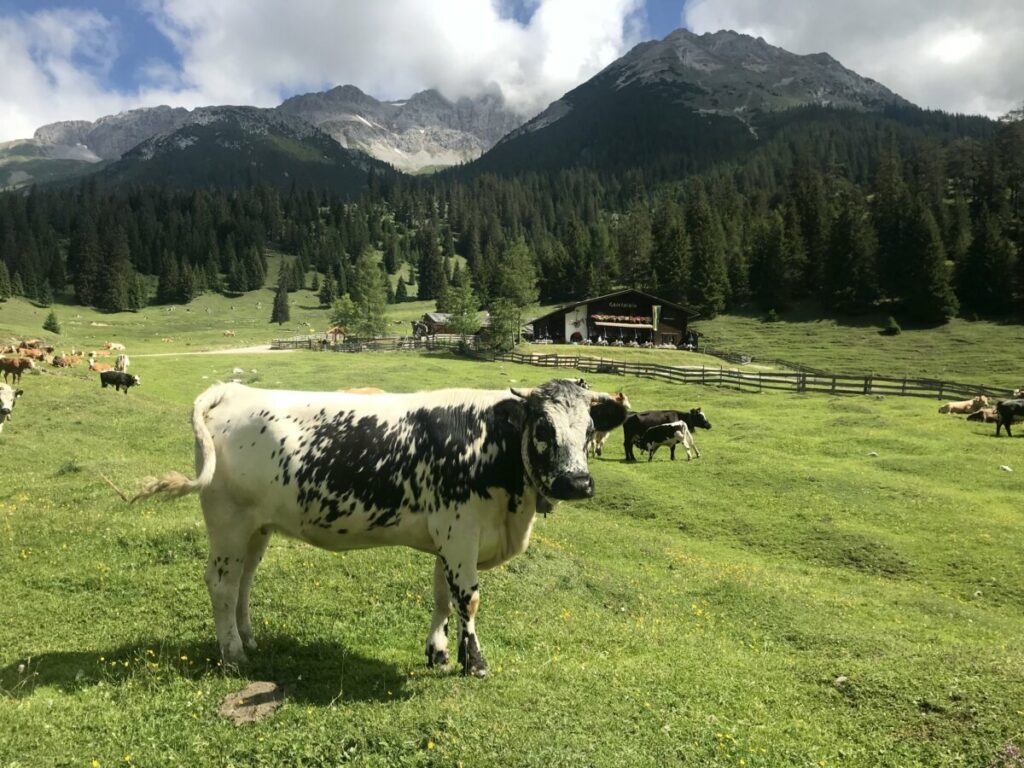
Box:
132;385;224;503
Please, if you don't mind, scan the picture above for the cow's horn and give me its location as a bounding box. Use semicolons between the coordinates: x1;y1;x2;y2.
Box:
510;387;534;399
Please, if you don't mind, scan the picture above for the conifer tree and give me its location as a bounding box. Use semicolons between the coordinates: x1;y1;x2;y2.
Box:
902;199;959;323
685;185;729;317
99;227;133;312
11;273;23;297
43;310;60;334
347;250;388;337
318;274;337;306
0;261;11;300
72;218;102;306
824;192;879;313
271;272;290;325
395;275;409;303
958;207;1018;316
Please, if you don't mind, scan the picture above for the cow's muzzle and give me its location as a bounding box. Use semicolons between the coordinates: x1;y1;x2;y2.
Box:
549;472;594;501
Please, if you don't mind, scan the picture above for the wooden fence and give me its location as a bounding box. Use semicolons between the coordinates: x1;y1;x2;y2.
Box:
270;334;1016;401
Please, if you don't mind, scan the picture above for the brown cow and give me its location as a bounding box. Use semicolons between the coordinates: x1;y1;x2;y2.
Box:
89;360;113;373
938;395;988;415
223;330;236;337
0;357;35;384
91;350;111;358
52;355;81;368
967;408;998;423
18;348;45;360
104;342;126;351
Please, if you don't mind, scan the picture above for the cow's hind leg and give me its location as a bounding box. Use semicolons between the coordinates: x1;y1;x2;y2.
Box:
202;508;254;665
236;528;270;653
425;556;451;668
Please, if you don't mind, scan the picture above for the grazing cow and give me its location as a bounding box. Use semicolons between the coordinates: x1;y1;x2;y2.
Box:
115;354;130;372
101;371;140;394
105;342;126;351
133;379;607;675
0;357;35;384
995;399;1024;437
89;361;113;373
938;395;988;415
638;420;699;461
586;391;631;457
0;384;23;434
967;408;998;423
623;408;712;461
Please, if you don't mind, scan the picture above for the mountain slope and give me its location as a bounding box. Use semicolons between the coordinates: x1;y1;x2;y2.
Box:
34;106;191;160
475;28;911;173
278;85;524;172
0;139;106;189
95;106;386;194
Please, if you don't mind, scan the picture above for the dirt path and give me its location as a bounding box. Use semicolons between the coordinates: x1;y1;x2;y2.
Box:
134;345;296;358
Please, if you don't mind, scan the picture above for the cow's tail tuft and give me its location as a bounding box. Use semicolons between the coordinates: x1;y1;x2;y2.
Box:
132;384;224;503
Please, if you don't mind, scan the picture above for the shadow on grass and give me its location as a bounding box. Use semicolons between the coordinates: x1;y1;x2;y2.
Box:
0;634;412;705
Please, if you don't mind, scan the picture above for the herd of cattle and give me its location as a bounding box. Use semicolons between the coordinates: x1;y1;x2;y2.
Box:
0;339;141;434
939;391;1024;437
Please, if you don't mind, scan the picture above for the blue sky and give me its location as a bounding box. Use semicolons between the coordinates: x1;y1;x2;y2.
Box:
0;0;1018;142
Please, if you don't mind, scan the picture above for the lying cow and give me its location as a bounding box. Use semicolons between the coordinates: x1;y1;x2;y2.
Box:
133;379;611;676
938;395;988;415
105;342;126;351
0;384;23;434
0;357;35;384
996;399;1024;437
638;420;699;461
586;391;631;457
89;360;113;373
100;371;140;394
623;408;712;461
966;408;998;423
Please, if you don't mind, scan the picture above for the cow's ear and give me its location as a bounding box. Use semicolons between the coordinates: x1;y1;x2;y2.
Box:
510;387;533;399
15;389;23;398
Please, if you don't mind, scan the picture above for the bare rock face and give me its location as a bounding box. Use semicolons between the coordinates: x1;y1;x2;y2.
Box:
34;106;191;160
278;85;525;172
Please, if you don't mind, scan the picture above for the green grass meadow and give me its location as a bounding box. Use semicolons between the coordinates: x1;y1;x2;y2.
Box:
0;332;1022;766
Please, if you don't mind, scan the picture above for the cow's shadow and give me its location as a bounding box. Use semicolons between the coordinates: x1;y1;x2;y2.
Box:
0;635;411;705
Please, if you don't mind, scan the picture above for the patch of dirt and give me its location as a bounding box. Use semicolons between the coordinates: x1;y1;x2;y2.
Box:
218;681;285;725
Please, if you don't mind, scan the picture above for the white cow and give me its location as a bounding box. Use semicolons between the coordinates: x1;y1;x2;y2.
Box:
0;384;24;434
134;379;610;676
114;354;130;372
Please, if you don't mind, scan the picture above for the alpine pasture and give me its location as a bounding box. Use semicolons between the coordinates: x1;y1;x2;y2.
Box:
1;296;1023;767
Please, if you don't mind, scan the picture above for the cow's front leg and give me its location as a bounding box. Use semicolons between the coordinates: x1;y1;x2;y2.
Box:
670;444;676;460
425;556;451;668
441;552;486;678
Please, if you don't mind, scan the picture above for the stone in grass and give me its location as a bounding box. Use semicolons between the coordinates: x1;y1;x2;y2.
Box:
1000;466;1013;473
218;681;285;725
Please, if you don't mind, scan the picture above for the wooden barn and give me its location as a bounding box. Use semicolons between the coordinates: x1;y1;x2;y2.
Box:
528;289;698;346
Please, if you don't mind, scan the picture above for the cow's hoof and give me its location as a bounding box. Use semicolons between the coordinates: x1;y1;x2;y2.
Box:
242;636;258;652
426;647;449;667
466;663;489;678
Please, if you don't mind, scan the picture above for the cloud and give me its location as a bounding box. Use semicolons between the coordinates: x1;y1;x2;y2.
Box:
684;0;1024;117
0;1;645;142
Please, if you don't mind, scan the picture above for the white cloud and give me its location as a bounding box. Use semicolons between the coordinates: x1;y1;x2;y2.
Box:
684;0;1024;117
0;1;646;141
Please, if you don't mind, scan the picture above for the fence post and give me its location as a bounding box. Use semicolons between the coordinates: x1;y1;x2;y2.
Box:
864;375;871;395
831;375;837;394
938;382;944;400
902;377;907;396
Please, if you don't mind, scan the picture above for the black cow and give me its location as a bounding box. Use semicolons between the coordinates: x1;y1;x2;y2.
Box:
100;371;140;394
996;398;1024;437
132;379;622;677
623;408;712;461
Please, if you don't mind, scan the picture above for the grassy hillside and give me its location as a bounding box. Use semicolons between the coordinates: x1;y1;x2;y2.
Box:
0;349;1021;766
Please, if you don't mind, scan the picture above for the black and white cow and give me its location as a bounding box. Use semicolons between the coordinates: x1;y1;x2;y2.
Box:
638;421;699;461
0;384;23;434
623;408;712;461
996;398;1024;437
134;379;609;676
100;370;140;394
586;392;631;457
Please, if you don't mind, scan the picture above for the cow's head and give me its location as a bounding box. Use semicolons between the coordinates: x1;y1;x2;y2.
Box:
130;375;141;386
689;408;712;430
0;386;23;425
511;379;595;501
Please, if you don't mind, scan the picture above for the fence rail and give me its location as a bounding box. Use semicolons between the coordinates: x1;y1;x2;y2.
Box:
270;334;1017;401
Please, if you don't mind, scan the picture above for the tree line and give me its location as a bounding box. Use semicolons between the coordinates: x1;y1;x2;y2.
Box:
0;106;1021;329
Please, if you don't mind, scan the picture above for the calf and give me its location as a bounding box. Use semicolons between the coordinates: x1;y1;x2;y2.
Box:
638;420;699;461
996;399;1024;437
100;371;140;394
132;379;612;676
586;391;631;457
0;357;35;384
623;408;712;461
0;384;23;434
